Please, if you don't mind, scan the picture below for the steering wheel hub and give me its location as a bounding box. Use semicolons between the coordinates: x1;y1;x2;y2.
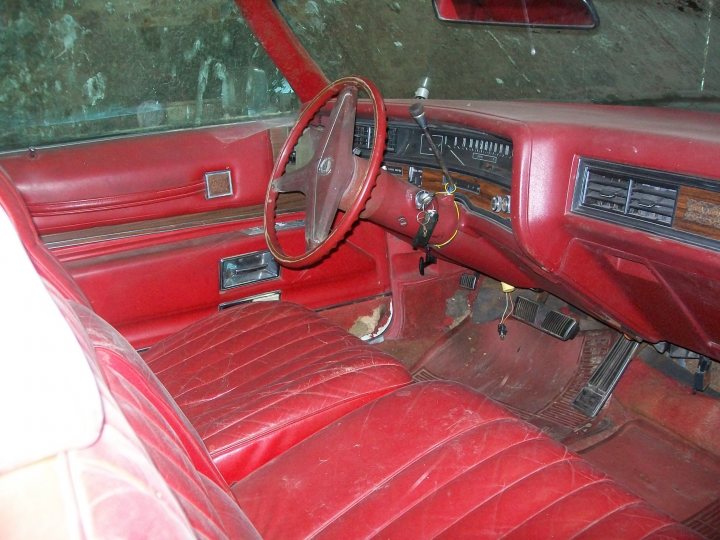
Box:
317;156;334;176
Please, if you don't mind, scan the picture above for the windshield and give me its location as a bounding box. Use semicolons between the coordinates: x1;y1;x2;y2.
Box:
276;0;720;110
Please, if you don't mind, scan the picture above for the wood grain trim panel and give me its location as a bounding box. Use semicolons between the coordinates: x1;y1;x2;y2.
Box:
675;186;720;242
422;168;510;211
386;163;510;214
43;192;305;249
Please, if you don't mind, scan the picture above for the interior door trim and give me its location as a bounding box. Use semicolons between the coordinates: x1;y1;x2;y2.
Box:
42;193;304;249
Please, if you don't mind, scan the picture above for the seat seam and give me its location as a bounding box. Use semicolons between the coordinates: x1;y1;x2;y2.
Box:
639;522;681;540
149;307;316;372
146;307;266;366
150;311;329;376
497;477;612;539
172;338;389;401
568;500;647;539
184;356;403;417
207;380;411;453
169;327;357;399
96;370;230;539
116;405;227;533
430;455;586;538
309;416;515;538
196;361;408;439
369;434;547;536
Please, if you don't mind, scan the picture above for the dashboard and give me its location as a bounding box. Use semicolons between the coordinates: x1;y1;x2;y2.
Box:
353;119;513;227
352;100;720;364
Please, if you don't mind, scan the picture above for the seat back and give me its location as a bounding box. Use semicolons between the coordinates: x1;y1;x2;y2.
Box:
0;166;90;307
0;207;257;539
72;303;260;539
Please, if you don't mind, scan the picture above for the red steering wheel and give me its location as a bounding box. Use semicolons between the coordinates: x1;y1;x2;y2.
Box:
264;76;387;268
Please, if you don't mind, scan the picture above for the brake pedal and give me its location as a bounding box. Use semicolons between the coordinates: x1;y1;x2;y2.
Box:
572;336;640;417
511;296;579;341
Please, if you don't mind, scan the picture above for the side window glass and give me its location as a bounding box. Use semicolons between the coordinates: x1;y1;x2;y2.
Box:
0;2;298;152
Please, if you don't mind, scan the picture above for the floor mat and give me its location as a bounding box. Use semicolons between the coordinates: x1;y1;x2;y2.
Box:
409;317;617;438
402;315;720;537
579;420;720;533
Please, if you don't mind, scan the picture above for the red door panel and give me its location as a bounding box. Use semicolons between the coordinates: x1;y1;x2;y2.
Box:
2;122;281;233
60;217;390;349
0;122;391;348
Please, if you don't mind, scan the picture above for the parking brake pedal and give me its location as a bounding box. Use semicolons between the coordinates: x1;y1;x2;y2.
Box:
511;296;579;341
572;336;640;417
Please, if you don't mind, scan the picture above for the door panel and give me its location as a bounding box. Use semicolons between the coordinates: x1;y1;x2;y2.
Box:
1;122;391;348
61;218;390;349
3;122;286;233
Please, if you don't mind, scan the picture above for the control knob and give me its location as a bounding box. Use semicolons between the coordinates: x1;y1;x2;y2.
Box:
491;194;511;214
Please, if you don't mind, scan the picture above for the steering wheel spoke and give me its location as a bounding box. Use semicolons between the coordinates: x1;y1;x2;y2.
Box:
304;86;358;248
272;164;316;194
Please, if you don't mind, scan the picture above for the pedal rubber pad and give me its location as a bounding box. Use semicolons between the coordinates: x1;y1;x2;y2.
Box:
512;296;579;341
573;337;640;417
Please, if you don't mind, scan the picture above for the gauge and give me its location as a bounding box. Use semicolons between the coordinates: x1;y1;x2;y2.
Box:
419;134;444;156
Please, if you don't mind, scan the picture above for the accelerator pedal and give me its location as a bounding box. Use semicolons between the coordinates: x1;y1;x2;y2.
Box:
511;296;579;341
572;336;640;417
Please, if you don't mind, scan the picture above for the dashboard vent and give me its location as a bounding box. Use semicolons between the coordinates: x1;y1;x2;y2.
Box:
353;124;396;153
576;160;678;228
628;182;677;226
353;124;373;150
583;171;630;214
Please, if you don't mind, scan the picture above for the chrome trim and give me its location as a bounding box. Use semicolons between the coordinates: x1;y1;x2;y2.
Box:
219;250;279;291
245;218;305;237
204;169;233;199
43;217;305;249
219;291;280;311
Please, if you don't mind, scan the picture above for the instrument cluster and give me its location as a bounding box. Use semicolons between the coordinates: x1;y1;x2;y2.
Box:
354;119;513;225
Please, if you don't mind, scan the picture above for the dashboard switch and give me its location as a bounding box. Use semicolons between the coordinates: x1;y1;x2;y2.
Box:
491;194;511;214
409;166;423;186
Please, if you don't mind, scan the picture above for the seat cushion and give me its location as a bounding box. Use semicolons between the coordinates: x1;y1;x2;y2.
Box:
144;301;412;482
233;382;698;539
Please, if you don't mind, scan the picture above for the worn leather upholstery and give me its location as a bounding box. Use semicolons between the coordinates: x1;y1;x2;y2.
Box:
0;172;701;539
12;304;699;539
0;167;90;307
0;168;411;482
74;305;261;539
144;300;412;482
234;382;697;539
0;231;697;538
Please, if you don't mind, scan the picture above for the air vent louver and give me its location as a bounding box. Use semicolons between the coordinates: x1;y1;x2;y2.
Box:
577;162;678;228
353;124;372;150
628;182;677;225
583;172;630;214
353;124;397;152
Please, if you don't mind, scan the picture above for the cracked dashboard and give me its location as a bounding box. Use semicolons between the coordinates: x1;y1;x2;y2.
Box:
353;119;513;226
